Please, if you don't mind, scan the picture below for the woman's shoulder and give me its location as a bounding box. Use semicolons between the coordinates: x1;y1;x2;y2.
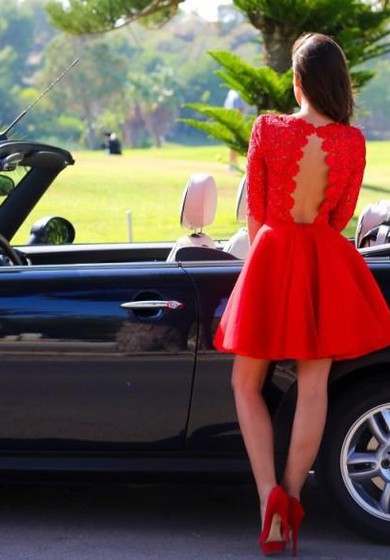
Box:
252;113;365;147
255;113;324;132
254;113;289;127
333;123;366;153
346;124;366;158
252;113;292;137
346;123;365;142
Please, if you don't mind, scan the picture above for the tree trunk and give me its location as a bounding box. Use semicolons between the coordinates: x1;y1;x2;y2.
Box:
261;19;298;74
83;104;98;149
143;109;164;148
152;131;162;148
123;103;146;148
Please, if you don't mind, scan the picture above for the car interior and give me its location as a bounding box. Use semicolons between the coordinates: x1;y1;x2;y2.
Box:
0;142;389;266
15;181;390;266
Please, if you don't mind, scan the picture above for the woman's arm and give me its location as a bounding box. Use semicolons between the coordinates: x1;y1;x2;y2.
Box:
328;129;366;232
248;214;262;245
246;115;267;239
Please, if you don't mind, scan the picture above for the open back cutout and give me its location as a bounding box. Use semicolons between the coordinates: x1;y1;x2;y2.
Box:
290;132;329;224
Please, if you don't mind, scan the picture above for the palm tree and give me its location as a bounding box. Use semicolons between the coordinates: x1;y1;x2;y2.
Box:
183;0;390;154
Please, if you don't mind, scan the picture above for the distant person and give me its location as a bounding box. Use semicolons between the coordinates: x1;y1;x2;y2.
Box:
223;89;245;170
104;132;122;155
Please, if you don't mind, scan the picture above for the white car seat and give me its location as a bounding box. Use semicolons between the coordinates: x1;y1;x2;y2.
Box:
223;174;250;259
167;173;217;261
355;200;390;248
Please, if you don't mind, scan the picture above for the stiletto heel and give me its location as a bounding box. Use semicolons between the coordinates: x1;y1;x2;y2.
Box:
289;497;305;556
258;486;290;555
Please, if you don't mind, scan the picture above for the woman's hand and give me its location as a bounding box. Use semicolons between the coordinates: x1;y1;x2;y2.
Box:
247;214;262;245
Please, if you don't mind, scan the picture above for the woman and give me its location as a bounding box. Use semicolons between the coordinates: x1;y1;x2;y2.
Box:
214;33;390;555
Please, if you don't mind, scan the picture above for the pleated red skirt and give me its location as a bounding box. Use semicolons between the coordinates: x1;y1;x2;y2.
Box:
214;222;390;360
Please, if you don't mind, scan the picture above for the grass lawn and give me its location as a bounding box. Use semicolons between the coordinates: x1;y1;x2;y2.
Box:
11;141;390;245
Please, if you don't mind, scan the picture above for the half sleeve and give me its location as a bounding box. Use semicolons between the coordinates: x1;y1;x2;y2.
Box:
328;130;366;232
246;115;267;224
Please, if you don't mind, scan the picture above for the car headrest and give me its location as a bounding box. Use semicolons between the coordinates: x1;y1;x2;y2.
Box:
180;174;217;230
355;200;390;248
223;227;249;260
236;174;247;222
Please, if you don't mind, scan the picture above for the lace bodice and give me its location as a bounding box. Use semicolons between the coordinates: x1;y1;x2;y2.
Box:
246;114;366;231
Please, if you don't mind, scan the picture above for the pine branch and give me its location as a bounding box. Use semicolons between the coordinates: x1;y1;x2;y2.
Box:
46;0;184;35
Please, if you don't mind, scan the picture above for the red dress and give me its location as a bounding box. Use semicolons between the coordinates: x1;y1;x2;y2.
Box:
214;114;390;360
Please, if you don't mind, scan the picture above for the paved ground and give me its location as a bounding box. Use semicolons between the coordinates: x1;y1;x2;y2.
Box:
0;475;387;559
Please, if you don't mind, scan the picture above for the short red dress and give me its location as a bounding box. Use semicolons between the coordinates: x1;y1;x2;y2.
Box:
214;114;390;360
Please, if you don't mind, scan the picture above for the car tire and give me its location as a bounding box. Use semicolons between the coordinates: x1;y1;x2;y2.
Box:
316;377;390;543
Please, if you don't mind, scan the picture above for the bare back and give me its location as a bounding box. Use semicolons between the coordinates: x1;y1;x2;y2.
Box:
290;131;329;224
246;113;366;233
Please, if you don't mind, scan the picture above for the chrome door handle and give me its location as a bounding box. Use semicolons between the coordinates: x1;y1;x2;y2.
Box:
121;300;184;311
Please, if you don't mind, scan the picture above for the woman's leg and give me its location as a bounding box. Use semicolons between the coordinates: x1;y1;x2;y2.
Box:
231;355;276;520
282;358;332;499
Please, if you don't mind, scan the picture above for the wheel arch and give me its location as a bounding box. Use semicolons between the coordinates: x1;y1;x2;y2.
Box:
316;360;390;543
329;358;390;404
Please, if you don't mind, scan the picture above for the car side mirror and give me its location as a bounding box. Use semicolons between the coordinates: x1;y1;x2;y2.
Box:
0;174;15;196
28;216;76;245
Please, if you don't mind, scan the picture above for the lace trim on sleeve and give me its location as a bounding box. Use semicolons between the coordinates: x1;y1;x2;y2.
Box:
328;128;366;232
246;115;267;224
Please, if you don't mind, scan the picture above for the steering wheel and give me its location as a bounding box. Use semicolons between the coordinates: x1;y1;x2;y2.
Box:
0;233;24;265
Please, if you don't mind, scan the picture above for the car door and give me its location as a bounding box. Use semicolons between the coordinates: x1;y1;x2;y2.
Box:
182;261;297;467
180;262;247;456
0;261;197;454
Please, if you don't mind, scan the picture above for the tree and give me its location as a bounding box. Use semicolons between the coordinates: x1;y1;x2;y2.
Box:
126;65;180;147
45;0;185;35
174;55;230;143
0;1;37;85
0;0;43;135
39;34;129;148
184;0;390;153
234;0;390;73
0;0;64;140
358;56;390;139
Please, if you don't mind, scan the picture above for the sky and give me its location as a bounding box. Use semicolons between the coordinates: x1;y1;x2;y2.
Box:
181;0;233;21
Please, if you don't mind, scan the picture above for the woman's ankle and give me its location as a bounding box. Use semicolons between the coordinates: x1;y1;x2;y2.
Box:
281;478;301;500
258;481;278;506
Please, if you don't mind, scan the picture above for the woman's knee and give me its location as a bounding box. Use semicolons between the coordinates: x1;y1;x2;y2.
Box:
296;359;331;399
231;355;269;395
231;370;257;396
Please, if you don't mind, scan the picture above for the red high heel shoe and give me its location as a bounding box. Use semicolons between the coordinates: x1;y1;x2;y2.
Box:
258;486;290;555
289;497;305;556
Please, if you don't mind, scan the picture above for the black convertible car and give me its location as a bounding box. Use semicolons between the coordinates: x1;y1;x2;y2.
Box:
0;139;389;543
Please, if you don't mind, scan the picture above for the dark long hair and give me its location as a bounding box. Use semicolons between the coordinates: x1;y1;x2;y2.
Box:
292;33;354;125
